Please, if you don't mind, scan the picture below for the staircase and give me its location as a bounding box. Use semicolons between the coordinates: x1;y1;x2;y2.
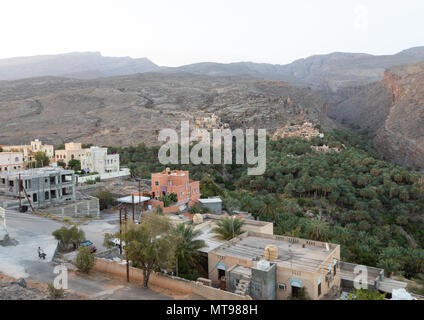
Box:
234;277;251;296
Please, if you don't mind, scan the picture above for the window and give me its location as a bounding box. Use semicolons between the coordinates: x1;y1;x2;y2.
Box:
318;283;321;296
33;193;37;202
278;283;286;291
333;265;337;276
15;157;19;162
45;191;49;200
155;181;159;186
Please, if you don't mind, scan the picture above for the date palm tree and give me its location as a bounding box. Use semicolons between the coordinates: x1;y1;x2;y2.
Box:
212;216;245;241
173;223;206;279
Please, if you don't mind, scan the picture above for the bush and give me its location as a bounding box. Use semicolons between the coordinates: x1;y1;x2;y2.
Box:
75;247;95;274
189;205;201;214
85;179;95;185
52;226;85;251
48;283;64;299
95;188;116;210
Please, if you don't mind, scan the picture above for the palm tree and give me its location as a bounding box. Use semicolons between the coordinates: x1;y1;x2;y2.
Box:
308;220;329;242
258;195;277;221
212;216;245;241
173;223;206;278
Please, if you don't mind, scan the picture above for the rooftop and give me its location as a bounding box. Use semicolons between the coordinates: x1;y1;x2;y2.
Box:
198;198;222;204
212;232;339;273
117;195;150;204
0;167;74;179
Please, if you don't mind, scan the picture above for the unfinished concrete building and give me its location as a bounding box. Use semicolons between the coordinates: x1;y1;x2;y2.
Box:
0;167;75;210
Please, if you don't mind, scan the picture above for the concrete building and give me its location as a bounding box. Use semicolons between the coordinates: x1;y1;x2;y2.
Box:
0;152;24;173
0;167;75;209
193;215;274;255
151;168;200;207
55;143;119;174
208;231;341;300
1;139;54;164
198;198;222;214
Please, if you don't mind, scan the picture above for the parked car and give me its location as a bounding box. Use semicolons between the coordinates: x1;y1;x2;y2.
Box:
81;240;97;253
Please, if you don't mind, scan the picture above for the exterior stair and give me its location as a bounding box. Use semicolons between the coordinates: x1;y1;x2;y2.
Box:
234;278;251;296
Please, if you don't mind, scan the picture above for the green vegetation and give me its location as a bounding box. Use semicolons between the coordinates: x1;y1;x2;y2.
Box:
47;283;64;299
212;216;245;240
173;223;206;280
120;213;176;288
160;192;178;207
112;128;424;279
95;187;116;210
57;160;66;168
347;289;386;300
52;226;85;251
68;159;81;171
34;151;50;168
75;247;95;274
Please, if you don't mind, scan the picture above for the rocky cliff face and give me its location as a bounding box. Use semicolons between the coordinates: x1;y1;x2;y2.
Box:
374;63;424;170
329;62;424;170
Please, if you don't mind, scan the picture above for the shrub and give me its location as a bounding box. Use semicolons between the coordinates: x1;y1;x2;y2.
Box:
48;283;64;299
95;188;116;210
85;179;95;185
75;247;95;274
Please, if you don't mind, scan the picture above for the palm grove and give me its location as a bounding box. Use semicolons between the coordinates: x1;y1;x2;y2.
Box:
109;128;424;282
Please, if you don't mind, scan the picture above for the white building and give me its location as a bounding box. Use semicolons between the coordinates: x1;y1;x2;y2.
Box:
55;143;119;174
0;152;24;173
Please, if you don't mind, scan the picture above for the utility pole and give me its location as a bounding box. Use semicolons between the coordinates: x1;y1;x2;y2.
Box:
18;174;22;212
125;206;129;282
119;208;122;255
138;180;141;219
132;194;135;222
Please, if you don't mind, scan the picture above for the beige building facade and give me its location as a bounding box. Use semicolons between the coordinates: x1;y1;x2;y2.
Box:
208;231;340;300
1;139;54;164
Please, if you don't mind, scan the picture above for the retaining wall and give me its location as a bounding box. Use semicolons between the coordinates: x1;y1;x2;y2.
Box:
94;258;252;300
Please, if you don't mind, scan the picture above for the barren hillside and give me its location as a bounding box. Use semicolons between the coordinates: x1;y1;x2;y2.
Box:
0;73;335;147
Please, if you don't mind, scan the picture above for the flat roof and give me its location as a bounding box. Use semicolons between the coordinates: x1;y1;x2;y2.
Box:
199;198;222;204
213;235;337;273
194;224;225;253
117;195;150;204
0;167;74;179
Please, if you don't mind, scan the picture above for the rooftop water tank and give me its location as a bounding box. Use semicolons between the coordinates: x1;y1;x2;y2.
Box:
257;259;270;271
193;213;203;224
264;245;278;260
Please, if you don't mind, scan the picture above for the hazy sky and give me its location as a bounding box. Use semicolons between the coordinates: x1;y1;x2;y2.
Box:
1;0;423;66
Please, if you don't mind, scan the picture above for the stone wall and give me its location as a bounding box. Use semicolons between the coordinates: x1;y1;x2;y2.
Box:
39;198;100;218
94;258;252;300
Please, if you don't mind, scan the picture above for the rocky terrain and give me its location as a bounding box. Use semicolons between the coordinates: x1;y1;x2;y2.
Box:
0;73;335;147
329;62;424;170
0;275;48;300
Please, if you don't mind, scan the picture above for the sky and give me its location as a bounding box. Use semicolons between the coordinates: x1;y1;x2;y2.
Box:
0;0;423;67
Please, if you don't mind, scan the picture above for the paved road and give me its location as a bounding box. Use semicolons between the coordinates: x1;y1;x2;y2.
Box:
24;260;171;300
1;210;171;300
